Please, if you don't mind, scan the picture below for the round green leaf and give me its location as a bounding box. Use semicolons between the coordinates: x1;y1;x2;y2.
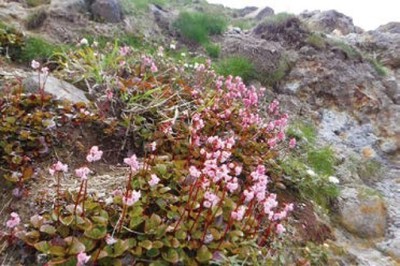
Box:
196;245;212;263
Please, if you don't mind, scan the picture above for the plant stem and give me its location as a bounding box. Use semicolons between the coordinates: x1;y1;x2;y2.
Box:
73;181;84;215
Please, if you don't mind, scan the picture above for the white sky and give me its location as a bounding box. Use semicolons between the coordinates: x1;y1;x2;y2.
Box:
207;0;400;30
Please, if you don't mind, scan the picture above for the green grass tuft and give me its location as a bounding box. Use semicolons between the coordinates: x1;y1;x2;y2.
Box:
19;37;60;62
307;146;336;176
215;56;255;82
204;43;220;58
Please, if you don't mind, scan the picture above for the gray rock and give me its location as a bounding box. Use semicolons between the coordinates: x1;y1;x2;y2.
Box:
255;6;274;21
376;22;400;34
23;75;89;103
338;186;387;238
300;10;362;35
235;6;258;18
90;0;123;23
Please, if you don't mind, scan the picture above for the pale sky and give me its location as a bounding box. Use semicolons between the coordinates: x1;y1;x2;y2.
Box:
207;0;399;31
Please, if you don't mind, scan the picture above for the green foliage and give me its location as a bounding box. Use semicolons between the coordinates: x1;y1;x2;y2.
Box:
174;11;227;44
0;23;24;59
26;9;47;30
367;57;387;76
20;37;60;63
330;40;361;60
306;33;326;49
215;56;255;82
287;122;317;145
204;42;220;58
121;0;166;14
231;19;256;30
26;0;51;7
261;12;295;27
307;146;336;176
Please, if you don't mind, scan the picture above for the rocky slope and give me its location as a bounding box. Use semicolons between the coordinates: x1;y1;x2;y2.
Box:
1;0;400;265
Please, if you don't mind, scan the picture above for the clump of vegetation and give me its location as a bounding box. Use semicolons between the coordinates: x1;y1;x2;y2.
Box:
231;19;256;30
204;42;220;58
260;12;296;27
26;0;51;7
215;56;256;82
261;57;292;86
0;23;25;59
330;40;362;60
1;38;305;265
20;37;61;63
26;9;47;30
121;0;166;14
306;33;327;50
174;11;227;44
367;57;387;76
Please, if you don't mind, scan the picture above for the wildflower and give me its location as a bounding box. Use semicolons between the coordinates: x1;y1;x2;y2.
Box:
170;43;176;50
328;176;340;184
105;234;117;245
226;178;239;193
124;154;140;172
122;190;141;206
86;146;103;162
181;52;186;57
276;223;286;235
243;189;254;202
203;191;219;208
79;38;88;46
148;174;160;187
189;166;202;179
119;46;130;56
306;169;317;177
150;63;158;73
76;252;91;266
231;205;246;221
31;60;40;69
6;212;20;229
268;137;277;149
289;138;297;149
75;167;91;181
49;161;68;176
157;46;164;57
41;67;49;76
150;141;157;152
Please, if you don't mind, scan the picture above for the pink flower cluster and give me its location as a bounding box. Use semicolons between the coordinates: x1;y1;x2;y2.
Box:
231;205;247;221
203;191;219;208
6;212;20;229
77;252;90;266
124;154;140;172
75;167;91;181
86;146;103;162
49;161;68;176
122;190;141;206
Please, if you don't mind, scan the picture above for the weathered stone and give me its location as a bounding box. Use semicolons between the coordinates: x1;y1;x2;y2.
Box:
338;186;387;238
255;6;274;21
23;75;89;103
90;0;123;23
300;10;362;35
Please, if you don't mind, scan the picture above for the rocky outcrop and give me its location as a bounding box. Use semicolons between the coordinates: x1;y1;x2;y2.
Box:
221;33;284;75
23;75;89;103
338;186;387;238
300;10;362;35
255;6;274;21
90;0;123;23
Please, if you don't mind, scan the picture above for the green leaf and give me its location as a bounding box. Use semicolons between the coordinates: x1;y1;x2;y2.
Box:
129;206;144;217
155;164;167;175
129;216;144;229
39;224;56;235
146;248;160;258
162;249;180;264
175;230;187;240
79;237;96;252
84;226;107;239
34;241;50;254
60;215;74;226
104;240;129;257
91;216;108;225
49;245;66;256
65;237;86;255
196;245;212;263
139;240;153;250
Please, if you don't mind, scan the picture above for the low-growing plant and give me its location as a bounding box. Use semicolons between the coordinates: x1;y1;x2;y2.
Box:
20;36;61;63
367;57;387;76
215;56;256;82
260;57;292;86
0;23;25;60
330;40;362;60
231;19;256;30
307;146;336;177
26;0;51;7
260;12;295;27
204;42;220;58
306;33;326;49
121;0;166;14
174;11;227;44
3;38;303;264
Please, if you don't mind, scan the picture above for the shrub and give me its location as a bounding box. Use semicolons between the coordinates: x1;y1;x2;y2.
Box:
174;11;227;44
215;56;255;82
204;42;220;58
26;9;47;30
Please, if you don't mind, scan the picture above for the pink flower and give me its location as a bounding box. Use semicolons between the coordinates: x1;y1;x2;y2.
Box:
231;205;246;221
75;167;91;181
77;252;91;266
234;165;242;176
122;190;141;206
268;137;277;149
124;154;140;172
289;138;296;149
203;191;219;208
105;234;117;245
189;166;202;179
150;141;157;152
41;67;49;76
276;223;286;235
148;174;160;187
243;189;254;202
49;161;68;176
86;146;103;162
31;60;40;69
150;63;158;73
119;46;130;56
226;178;239;193
6;212;20;229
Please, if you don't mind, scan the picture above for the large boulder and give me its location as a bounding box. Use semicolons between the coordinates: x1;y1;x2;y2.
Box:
90;0;123;23
338;186;387;238
255;6;274;21
221;33;284;76
23;75;89;103
300;10;362;35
